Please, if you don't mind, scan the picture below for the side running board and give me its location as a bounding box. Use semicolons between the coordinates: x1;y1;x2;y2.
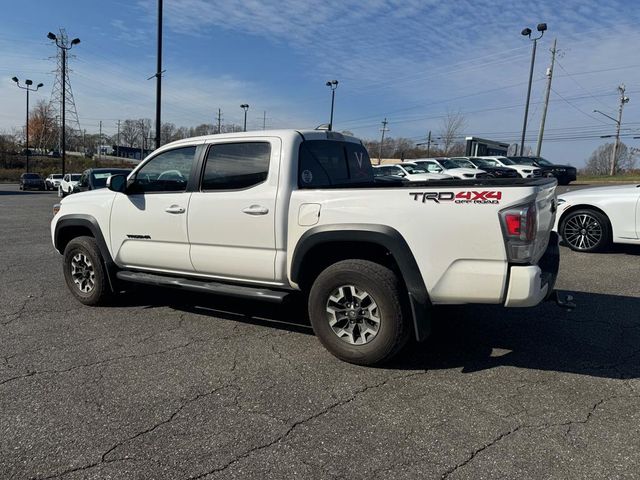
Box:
116;271;290;303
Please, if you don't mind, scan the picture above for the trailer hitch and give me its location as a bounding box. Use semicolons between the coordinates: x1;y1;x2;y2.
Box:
549;290;576;311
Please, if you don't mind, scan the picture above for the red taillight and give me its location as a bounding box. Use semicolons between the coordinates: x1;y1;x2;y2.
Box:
505;214;521;236
501;204;536;241
500;202;538;263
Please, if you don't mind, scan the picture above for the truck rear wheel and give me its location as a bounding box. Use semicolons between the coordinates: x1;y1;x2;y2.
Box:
63;236;111;305
308;259;409;366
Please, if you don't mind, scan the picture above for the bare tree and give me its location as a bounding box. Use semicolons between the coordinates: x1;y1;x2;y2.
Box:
438;111;466;155
160;122;177;145
28;100;57;151
120;120;139;147
586;142;638;175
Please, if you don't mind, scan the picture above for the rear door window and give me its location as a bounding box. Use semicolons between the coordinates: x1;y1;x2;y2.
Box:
298;140;373;188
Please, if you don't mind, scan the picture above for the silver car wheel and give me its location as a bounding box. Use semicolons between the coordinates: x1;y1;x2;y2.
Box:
326;285;381;345
70;253;95;293
563;213;602;250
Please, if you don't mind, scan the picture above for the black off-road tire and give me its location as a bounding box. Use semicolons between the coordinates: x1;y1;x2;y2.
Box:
560;208;611;253
308;259;410;366
63;236;111;305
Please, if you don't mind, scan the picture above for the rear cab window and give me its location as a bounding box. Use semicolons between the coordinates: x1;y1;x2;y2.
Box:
298;140;373;188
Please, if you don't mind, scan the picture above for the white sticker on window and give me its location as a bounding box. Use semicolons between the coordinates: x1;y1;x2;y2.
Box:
301;169;313;183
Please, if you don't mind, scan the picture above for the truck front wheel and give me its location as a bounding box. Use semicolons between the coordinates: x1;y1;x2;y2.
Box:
308;259;409;366
63;236;111;305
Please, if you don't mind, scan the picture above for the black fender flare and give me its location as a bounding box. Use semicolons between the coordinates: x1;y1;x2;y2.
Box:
54;214;117;292
291;224;431;341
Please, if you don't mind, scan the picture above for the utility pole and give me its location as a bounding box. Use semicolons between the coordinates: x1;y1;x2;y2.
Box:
155;0;163;149
611;84;629;176
377;118;389;165
416;130;438;157
594;86;630;176
116;120;120;157
536;38;557;157
140;120;145;160
216;108;222;134
98;120;102;165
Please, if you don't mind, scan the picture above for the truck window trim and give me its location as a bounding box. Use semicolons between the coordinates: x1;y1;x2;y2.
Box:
198;141;272;193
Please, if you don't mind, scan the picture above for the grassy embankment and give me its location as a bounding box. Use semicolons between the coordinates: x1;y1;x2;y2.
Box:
577;173;640;183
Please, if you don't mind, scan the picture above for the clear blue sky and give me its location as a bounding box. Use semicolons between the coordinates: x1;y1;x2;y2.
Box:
1;0;640;166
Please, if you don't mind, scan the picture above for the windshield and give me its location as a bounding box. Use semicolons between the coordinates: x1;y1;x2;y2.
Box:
401;164;427;174
24;173;41;179
512;158;535;165
536;158;552;166
52;174;63;179
496;157;516;165
450;158;475;169
70;174;81;181
440;159;460;169
470;158;496;167
91;170;130;188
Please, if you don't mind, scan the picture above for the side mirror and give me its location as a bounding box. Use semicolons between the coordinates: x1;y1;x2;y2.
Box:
107;174;127;193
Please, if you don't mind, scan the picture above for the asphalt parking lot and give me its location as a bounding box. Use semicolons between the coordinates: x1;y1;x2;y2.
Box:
1;183;639;479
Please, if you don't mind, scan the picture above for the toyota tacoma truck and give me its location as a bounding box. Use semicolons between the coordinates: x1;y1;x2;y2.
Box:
51;129;561;365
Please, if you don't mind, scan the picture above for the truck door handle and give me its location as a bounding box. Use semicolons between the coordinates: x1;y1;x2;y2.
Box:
242;205;269;215
165;205;185;214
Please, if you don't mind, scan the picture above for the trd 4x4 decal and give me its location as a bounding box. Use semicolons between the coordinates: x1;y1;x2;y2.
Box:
410;191;502;204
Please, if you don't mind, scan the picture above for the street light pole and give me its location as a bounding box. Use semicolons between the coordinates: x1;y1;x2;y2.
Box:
48;32;80;175
12;77;44;173
240;104;249;132
520;23;547;157
325;80;338;131
155;0;163;149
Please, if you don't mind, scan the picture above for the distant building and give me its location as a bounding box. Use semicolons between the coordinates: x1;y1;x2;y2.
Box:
465;137;510;157
111;145;153;160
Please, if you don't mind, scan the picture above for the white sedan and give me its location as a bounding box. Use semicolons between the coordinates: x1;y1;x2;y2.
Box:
555;184;640;252
58;173;82;197
373;164;452;181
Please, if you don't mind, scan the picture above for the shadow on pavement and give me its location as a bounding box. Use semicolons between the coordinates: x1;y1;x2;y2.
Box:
394;290;640;379
115;286;314;336
0;190;56;196
115;286;640;379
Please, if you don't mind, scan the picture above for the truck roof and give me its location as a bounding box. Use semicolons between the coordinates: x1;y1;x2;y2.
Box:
161;129;362;151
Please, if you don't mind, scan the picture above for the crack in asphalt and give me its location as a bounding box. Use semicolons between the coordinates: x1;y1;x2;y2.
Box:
188;370;429;479
0;339;206;388
30;384;233;480
439;394;639;479
0;324;289;388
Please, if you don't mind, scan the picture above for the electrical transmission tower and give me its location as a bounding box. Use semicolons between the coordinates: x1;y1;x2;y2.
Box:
48;28;82;147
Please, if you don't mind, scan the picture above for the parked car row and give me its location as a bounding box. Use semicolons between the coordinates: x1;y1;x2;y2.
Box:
18;170;133;196
57;168;133;197
373;155;553;182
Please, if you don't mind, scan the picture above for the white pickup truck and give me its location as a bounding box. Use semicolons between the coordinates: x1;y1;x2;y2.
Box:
51;130;563;365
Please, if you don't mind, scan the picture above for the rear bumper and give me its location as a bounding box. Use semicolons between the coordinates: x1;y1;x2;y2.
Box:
504;232;559;307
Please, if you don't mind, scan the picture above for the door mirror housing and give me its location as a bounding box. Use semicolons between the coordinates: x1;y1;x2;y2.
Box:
107;174;127;193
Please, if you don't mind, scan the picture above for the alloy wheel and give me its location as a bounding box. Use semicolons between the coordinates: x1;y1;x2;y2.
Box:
70;253;96;293
563;213;602;250
326;285;381;345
